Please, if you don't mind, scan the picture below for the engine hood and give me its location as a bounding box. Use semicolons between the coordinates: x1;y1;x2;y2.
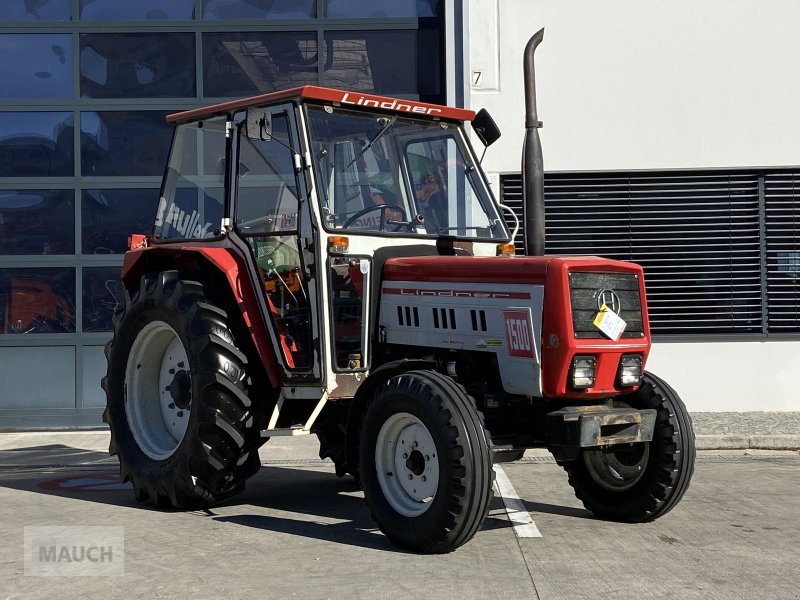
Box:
382;255;641;286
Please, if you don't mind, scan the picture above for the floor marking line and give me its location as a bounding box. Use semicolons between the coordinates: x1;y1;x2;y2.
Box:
493;464;542;538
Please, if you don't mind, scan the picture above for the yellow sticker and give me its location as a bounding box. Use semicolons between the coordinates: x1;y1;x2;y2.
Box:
593;304;627;341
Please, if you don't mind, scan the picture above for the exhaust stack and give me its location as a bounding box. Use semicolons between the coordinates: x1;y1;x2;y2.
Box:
522;28;545;256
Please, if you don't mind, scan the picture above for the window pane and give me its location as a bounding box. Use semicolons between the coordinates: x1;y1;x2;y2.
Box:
406;138;498;236
155;117;226;241
0;190;74;254
236;113;300;234
82;189;160;254
0;35;72;99
79;0;194;20
0;112;74;177
323;30;442;102
203;32;317;98
80;33;196;98
330;255;369;370
252;233;313;369
202;0;314;20
0;0;71;21
325;0;440;18
81;111;172;176
83;267;124;332
0;268;75;334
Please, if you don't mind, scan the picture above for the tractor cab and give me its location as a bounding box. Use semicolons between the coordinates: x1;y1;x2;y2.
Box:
147;86;513;400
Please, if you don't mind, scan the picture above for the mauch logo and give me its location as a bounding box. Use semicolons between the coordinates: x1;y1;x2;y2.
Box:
38;544;113;563
24;526;124;577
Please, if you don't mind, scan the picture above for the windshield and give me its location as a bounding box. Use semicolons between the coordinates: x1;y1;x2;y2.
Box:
306;105;508;239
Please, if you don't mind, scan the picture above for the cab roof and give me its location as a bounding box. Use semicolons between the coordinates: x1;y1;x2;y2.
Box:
166;86;476;125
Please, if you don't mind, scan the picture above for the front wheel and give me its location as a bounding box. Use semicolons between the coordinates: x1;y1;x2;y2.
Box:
563;372;695;522
359;370;493;553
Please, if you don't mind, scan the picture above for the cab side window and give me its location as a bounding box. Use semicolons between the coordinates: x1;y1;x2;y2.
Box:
155;116;226;241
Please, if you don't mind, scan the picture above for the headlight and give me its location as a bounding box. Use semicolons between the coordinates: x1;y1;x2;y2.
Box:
619;354;643;387
571;355;596;390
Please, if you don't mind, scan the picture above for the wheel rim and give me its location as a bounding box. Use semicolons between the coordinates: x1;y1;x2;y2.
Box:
125;321;191;460
375;412;440;517
583;443;649;492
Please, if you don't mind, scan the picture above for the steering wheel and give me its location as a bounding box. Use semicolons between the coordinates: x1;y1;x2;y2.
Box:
342;203;408;231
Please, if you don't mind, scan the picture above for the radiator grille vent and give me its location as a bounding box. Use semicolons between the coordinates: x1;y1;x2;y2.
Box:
470;309;488;332
432;307;457;330
397;305;420;327
569;272;644;338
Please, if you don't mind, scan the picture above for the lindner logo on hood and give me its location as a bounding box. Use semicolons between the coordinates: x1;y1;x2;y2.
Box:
154;197;214;239
339;92;442;116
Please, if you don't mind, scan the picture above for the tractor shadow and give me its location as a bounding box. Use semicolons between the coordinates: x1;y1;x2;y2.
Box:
519;499;595;520
0;444;116;467
0;444;592;550
205;466;522;550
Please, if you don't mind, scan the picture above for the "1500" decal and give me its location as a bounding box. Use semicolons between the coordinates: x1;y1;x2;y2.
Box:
503;309;535;359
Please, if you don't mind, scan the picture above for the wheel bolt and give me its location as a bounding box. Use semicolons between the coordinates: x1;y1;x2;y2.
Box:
421;476;426;482
407;474;413;480
403;453;408;459
425;455;430;461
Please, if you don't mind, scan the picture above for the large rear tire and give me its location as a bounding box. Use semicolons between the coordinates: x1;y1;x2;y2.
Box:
359;370;493;553
102;271;263;507
563;372;695;522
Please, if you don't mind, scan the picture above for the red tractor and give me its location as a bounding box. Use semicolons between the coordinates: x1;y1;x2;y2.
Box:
103;30;694;553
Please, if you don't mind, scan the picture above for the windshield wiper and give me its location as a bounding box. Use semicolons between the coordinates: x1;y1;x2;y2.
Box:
343;116;397;170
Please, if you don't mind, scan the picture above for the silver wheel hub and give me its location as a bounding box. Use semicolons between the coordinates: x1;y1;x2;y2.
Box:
125;321;191;460
584;443;649;492
375;412;439;517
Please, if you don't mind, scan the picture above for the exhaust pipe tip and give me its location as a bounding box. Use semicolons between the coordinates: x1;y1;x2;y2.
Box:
524;28;545;129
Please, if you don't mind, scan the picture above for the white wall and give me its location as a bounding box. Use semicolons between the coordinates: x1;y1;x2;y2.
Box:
467;0;800;412
468;0;800;173
647;341;800;411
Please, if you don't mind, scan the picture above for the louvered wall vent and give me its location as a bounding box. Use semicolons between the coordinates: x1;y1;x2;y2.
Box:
765;173;800;332
501;170;798;336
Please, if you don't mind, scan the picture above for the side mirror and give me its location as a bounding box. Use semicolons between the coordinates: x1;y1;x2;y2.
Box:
472;108;501;147
246;108;272;141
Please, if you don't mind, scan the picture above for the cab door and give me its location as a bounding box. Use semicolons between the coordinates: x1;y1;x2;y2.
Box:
232;105;321;383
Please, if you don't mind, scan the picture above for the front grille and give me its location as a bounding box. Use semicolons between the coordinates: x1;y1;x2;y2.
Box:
569;272;645;338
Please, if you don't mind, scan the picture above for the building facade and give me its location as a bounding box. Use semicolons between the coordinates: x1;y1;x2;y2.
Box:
0;0;797;427
468;0;800;411
0;0;459;427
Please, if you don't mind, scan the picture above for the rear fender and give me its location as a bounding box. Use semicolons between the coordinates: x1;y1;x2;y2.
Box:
121;241;283;387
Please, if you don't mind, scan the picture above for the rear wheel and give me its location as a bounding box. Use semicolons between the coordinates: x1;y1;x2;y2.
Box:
102;271;263;507
359;370;493;553
563;372;695;522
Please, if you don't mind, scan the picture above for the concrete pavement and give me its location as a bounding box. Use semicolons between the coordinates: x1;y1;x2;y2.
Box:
0;430;798;599
4;411;800;450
